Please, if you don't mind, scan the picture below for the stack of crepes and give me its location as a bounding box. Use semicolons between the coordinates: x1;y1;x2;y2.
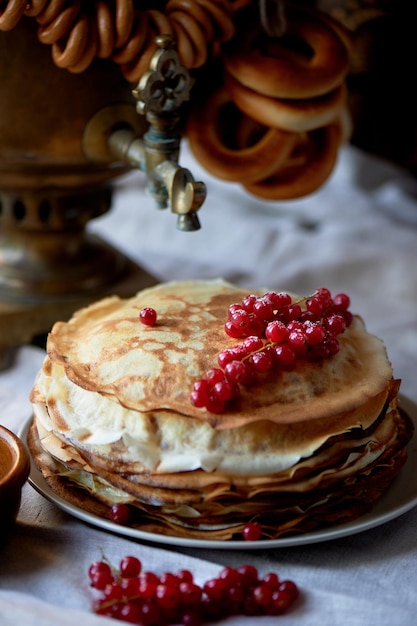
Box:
29;279;413;540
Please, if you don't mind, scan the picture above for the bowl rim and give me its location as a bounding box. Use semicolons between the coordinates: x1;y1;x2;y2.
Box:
0;425;31;493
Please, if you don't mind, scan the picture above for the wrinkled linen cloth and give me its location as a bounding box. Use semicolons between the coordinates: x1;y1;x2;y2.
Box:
1;142;417;626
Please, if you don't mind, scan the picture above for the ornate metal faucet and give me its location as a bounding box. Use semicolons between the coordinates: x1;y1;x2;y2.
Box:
107;35;206;231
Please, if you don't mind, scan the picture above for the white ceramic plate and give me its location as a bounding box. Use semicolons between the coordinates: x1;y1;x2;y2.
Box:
21;396;417;550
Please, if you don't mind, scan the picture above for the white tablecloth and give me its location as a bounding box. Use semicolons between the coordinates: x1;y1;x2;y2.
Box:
1;143;417;626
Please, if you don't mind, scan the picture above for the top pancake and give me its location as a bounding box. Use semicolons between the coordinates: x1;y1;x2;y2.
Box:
46;278;394;428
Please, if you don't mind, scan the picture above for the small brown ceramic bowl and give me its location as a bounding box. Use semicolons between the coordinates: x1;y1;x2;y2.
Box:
0;425;30;530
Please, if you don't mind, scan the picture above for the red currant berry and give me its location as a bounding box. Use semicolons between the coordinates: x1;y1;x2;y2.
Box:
262;290;278;303
247;315;267;337
137;581;157;601
242;594;262;616
306;295;327;315
299;309;319;322
110;503;132;525
342;310;353;326
159;572;180;587
273;343;296;369
217;348;236;369
252;583;273;606
177;569;194;584
332;292;350;311
266;291;292;308
324;313;346;335
219;566;241;586
326;334;341;355
242;522;262;541
316;287;332;304
243;335;264;353
139;571;160;586
204;368;225;385
181;609;202;626
277;292;293;307
88;561;114;590
270;586;298;613
224;360;250;384
304;322;326;346
228;303;243;318
190;382;209;408
313;333;340;358
286;320;303;332
138;601;163;625
224;320;245;338
241;294;257;312
118;602;142;624
120;555;142;578
265;320;289;343
279;579;299;602
203;577;227;600
237;564;259;588
248;350;274;373
229;308;251;330
205;393;225;414
262;291;280;309
231;344;248;359
262;572;280;589
288;329;307;354
253;298;274;320
200;594;224;619
227;584;245;608
155;583;181;610
286;304;302;320
121;576;142;596
92;599;114;616
88;560;110;578
179;582;202;606
137;572;159;599
103;581;124;602
212;380;238;402
193;379;208;393
139;307;157;326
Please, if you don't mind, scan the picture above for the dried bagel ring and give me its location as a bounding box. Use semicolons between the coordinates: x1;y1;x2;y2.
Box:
225;71;347;132
35;0;70;26
95;1;115;59
0;0;28;30
51;13;89;69
119;27;155;83
299;3;354;59
224;4;350;99
68;17;99;73
37;1;82;44
170;10;208;67
186;87;297;184
243;121;343;199
171;19;196;68
112;11;149;65
166;0;215;41
24;0;50;18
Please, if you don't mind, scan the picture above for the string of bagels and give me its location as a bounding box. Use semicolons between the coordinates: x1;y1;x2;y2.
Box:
0;0;354;199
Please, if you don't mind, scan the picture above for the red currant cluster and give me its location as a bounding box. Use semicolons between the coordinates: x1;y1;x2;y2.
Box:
89;555;299;625
191;287;352;413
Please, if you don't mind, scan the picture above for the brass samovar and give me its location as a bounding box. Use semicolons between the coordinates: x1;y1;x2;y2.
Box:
0;11;205;366
0;0;415;367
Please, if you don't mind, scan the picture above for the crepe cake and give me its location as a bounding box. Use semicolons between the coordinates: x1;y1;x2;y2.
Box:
28;278;413;540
